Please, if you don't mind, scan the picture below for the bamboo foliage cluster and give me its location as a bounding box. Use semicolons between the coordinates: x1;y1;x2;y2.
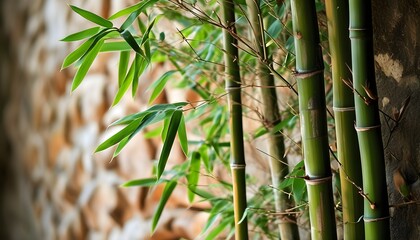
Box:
62;0;392;239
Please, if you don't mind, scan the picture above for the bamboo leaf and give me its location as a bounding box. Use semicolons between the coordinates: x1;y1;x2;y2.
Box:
205;216;233;240
69;5;113;28
132;55;148;97
148;70;177;104
75;28;116;66
109;0;159;20
118;51;130;87
187;151;201;202
157;110;183;179
112;112;162;157
62;38;94;69
71;40;104;91
122;177;167;187
178;115;188;156
152;180;177;232
110;102;187;126
120;9;142;31
61;27;101;42
95;118;142;152
112;56;136;106
100;41;137;52
120;29;146;58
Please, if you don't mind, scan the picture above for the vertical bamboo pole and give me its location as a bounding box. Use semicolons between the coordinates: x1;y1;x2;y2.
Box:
221;0;249;239
349;0;390;239
245;1;299;239
325;0;364;239
290;1;337;239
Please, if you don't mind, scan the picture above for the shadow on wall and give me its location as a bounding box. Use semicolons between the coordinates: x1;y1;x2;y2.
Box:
373;0;420;239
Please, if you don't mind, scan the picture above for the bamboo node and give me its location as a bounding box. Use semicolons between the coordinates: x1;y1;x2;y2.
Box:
363;215;390;223
304;175;332;185
332;106;355;112
293;68;324;79
354;124;381;132
230;163;246;169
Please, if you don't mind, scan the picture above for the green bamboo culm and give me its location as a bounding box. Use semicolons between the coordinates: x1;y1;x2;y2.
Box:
325;0;365;239
290;1;337;239
245;1;299;239
349;0;390;239
221;0;249;239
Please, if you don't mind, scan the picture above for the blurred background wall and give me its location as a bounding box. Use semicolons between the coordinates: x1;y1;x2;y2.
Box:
0;0;418;239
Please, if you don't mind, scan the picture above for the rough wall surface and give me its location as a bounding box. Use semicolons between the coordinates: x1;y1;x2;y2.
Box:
0;0;418;239
372;1;420;239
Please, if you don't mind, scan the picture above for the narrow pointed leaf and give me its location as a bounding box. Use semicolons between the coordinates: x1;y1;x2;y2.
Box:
122;177;165;187
70;5;113;28
118;51;130;87
187;151;201;202
120;29;146;58
120;9;142;31
76;29;116;65
112;112;160;157
108;0;159;20
71;40;104;91
61;27;101;42
152;180;177;232
112;57;136;106
110;102;187;126
157;110;182;179
178;115;188;156
62;38;94;69
132;55;148;97
95;118;142;152
148;70;177;104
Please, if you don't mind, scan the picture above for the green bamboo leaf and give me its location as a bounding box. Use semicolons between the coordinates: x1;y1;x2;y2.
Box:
120;10;141;31
152;180;177;232
187;187;215;200
100;41;134;52
69;5;113;28
187;151;201;202
112;57;136;106
141;18;156;46
120;29;146;58
148;70;177;104
161;116;170;142
238;207;249;224
71;40;104;91
118;51;130;87
75;28;117;66
132;55;148;97
122;177;166;187
198;145;212;173
95;118;142;152
157;110;183;179
201;200;230;234
112;112;159;157
62;38;94;69
205;216;233;240
108;0;159;20
61;27;101;42
110;102;187;126
178;115;188;156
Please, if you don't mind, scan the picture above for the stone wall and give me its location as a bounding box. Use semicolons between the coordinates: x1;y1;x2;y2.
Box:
372;1;420;239
0;0;211;239
0;0;419;239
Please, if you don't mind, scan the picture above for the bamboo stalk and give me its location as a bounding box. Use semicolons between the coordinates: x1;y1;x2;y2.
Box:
325;0;364;239
221;0;249;239
245;1;299;239
290;1;337;239
348;0;390;239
